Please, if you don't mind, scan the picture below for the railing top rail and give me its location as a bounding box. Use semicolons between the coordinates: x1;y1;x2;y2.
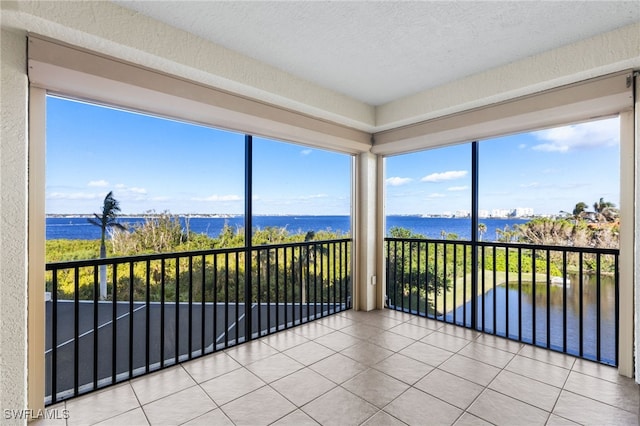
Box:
384;237;619;255
46;238;352;270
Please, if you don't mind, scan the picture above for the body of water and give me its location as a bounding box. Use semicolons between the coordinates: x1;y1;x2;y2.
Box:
450;275;617;364
46;215;530;241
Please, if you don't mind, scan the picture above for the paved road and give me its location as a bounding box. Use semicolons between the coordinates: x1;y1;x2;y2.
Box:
46;300;346;399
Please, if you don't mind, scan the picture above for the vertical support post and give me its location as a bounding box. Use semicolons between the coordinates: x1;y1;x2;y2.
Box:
355;152;378;311
244;135;253;341
28;86;46;413
619;76;636;378
471;142;479;330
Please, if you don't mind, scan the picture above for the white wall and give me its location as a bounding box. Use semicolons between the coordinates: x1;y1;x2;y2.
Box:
0;28;29;420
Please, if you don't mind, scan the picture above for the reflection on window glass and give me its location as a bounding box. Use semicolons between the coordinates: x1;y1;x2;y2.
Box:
385;144;471;240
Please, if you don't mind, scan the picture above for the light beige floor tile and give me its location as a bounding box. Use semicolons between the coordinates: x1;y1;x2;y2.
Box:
356;314;403;330
473;333;524;353
563;371;639;413
182;351;242;383
388;322;434;340
200;368;265;405
130;365;196;405
458;342;515;368
342;369;410;408
292;322;335;339
406;315;445;331
468;389;549;426
283;341;335;365
66;383;140;426
221;386;296;426
415;369;484;410
453;412;493;425
340;323;384;340
545;414;580;425
30;403;68;425
245;352;304;383
517;345;576;369
271;368;336;406
301;386;378;426
373;353;434;385
437;323;482;340
439;354;501;386
421;331;472;352
314;330;362;351
362;410;407;426
142;386;215;426
489;370;561;411
314;314;355;330
385;387;462;426
399;341;454;366
572;358;634;385
505;355;570;388
379;309;418;323
182;408;234;425
271;409;320;426
553;390;639;425
93;407;148;426
340;341;393;366
367;330;415;352
309;353;368;384
224;340;279;365
261;330;310;351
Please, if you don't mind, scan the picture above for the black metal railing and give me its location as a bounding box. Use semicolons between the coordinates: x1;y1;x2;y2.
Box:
45;239;351;404
385;238;619;365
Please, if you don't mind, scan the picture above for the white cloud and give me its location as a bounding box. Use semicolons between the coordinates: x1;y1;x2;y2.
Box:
386;177;413;186
520;182;539;188
447;186;468;191
128;187;147;194
47;192;101;200
297;193;328;200
426;193;445;198
518;144;527;149
87;180;109;187
300;149;312;156
421;170;468;182
532;118;619;153
192;194;242;202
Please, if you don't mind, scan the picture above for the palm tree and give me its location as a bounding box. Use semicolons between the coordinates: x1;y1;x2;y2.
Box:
592;198;618;223
88;191;126;299
478;223;487;242
572;202;588;217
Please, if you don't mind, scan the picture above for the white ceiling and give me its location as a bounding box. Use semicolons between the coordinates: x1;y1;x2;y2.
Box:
114;1;639;106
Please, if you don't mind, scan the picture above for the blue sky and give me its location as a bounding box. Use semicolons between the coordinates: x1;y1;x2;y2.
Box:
385;117;620;215
47;96;619;216
46;96;351;215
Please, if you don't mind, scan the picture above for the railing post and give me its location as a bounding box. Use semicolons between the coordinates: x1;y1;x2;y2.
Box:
244;135;253;342
470;141;479;330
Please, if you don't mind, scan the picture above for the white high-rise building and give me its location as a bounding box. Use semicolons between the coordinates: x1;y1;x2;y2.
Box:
514;207;534;217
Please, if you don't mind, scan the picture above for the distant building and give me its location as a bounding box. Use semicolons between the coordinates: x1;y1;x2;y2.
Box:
491;209;511;218
514;207;534;217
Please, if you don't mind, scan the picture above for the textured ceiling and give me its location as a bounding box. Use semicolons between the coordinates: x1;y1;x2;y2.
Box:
114;1;639;106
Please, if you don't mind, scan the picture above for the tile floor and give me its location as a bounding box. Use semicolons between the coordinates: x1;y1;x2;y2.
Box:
37;309;639;425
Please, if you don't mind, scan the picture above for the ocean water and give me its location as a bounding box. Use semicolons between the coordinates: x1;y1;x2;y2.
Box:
46;215;530;241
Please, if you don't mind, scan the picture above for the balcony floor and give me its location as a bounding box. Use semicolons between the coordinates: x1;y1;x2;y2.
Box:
39;309;639;426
